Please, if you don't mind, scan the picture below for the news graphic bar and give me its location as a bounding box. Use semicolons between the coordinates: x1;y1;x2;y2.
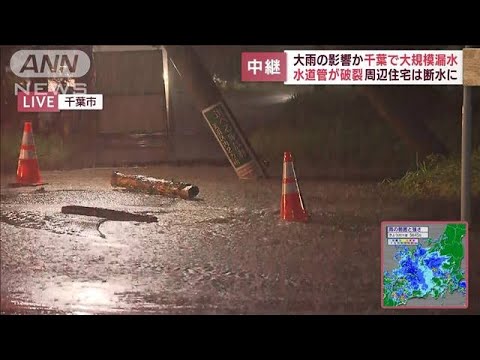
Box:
17;92;59;112
241;50;464;85
17;93;103;112
285;50;463;85
241;52;287;82
387;238;419;246
387;225;429;240
58;94;103;110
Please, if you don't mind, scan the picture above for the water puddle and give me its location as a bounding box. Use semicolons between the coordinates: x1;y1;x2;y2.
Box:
0;210;101;236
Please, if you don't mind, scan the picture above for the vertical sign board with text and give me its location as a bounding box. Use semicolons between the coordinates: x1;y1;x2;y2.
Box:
202;102;261;179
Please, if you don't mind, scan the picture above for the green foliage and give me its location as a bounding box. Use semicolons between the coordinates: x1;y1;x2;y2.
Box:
0;130;22;172
1;129;72;172
383;149;480;198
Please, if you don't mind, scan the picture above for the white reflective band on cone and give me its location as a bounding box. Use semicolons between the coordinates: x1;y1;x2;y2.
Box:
21;132;34;146
283;162;295;179
19;149;37;159
282;161;300;194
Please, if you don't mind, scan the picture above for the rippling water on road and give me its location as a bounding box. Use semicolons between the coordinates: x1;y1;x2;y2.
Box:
1;166;478;314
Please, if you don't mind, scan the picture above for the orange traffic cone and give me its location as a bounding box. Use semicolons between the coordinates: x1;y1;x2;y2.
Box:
15;122;44;186
280;151;309;222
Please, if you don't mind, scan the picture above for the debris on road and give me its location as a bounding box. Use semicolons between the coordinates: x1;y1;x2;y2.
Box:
110;171;200;200
61;205;158;223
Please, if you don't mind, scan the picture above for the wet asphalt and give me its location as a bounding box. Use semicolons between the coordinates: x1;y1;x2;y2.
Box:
1;166;478;314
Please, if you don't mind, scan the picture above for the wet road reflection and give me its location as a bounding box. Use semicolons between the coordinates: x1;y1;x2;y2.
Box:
1;166;478;314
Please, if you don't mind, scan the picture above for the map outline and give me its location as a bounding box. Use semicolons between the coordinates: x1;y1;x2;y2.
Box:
380;220;469;310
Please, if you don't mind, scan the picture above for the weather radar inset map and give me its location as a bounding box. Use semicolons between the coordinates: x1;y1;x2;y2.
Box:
381;221;468;309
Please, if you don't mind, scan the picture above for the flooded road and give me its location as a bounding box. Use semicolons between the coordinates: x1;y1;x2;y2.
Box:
1;166;478;314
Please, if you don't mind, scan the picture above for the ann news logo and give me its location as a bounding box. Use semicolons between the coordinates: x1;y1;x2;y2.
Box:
241;52;287;82
10;49;103;112
10;50;90;79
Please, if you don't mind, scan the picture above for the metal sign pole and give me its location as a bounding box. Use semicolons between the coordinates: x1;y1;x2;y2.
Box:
461;45;473;223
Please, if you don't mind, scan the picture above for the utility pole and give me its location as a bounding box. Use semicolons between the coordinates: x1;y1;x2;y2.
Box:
461;45;473;223
163;46;267;179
